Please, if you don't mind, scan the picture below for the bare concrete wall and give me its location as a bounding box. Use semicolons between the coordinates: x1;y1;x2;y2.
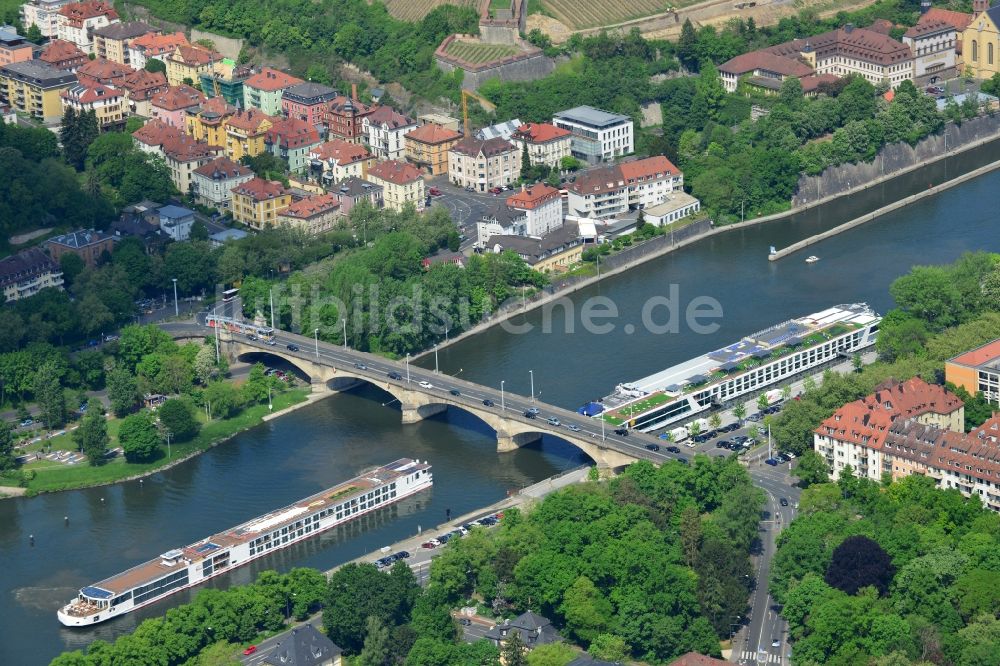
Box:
792;114;1000;205
437;52;554;89
191;28;244;60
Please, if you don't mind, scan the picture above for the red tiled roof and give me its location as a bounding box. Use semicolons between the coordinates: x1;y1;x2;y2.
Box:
512;122;571;144
195;95;236;117
619;155;679;181
193;156;252;179
800;73;840;93
950;338;1000;368
719;50;813;77
76;57;134;85
924;7;973;31
225;108;273;132
119;68;166;100
451;136;516;158
40;39;87;67
904;17;956;38
366;105;415;129
162;134;221;162
130;31;188;57
310;139;371;164
279;193;340;219
266;117;320;149
133;119;184;147
816;377;964;450
506;184;560;210
244;67;303;92
405;123;461;145
326;94;373;115
151;84;205;111
58;1;118;24
367;159;422;185
170;44;220;66
61;82;123;104
233;177;288;202
867;18;895;34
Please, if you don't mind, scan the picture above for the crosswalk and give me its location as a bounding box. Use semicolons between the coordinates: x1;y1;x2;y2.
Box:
739;650;783;664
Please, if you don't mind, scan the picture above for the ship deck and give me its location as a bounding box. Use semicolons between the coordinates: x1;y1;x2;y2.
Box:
91;459;429;595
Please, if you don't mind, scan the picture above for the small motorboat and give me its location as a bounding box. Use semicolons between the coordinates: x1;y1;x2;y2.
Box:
805;255;820;263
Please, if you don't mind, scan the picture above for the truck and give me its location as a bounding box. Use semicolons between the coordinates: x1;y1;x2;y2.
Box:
764;389;783;405
688;418;711;432
669;426;689;444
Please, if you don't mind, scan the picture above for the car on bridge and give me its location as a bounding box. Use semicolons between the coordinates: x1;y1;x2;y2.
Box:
614;428;628;436
482;399;495;407
286;343;299;352
523;410;536;419
388;371;401;380
566;424;581;432
419;381;433;389
547;417;560;426
354;362;368;370
450;389;460;396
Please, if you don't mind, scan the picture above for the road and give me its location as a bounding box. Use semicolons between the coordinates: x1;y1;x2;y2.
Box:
427;177;521;251
241;617;324;666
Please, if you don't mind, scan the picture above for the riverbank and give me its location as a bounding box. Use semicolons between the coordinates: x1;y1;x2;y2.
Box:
416;130;1000;361
4;388;311;498
768;156;1000;261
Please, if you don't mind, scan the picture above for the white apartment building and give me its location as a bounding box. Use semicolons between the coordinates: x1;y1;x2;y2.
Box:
309;139;372;184
366;159;425;212
363;106;417;160
191;156;254;210
21;0;73;37
566;156;682;220
507;184;563;236
552;105;633;164
510;122;572;169
448;136;521;192
902;16;958;81
56;0;119;54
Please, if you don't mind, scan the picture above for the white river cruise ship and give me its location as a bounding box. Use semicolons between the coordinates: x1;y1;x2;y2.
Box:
58;459;432;626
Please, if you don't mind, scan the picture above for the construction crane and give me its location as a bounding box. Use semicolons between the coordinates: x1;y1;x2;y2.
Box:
461;89;496;136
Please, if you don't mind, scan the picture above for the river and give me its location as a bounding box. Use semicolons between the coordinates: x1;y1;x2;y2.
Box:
4;145;999;665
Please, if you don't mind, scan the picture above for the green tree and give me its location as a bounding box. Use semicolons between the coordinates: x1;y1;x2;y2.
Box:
158;398;200;441
58;253;86;289
824;535;895;596
791;450;829;487
0;420;14;471
73;410;109;464
500;631;528;666
732;402;747;424
203;381;243;419
33;361;66;428
118;411;162;462
525;642;575;666
757;393;770;413
107;367;139;417
194;344;221;384
709;413;722;430
357;615;391;666
25;23;42;43
560;575;612;644
145;58;166;73
588;634;628;662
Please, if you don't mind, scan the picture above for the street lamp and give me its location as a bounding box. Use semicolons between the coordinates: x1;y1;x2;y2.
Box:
314;328;319;358
529;370;535;404
405;353;410;383
171;278;178;316
268;385;272;411
500;380;505;412
269;287;275;330
342;319;348;348
434;345;439;374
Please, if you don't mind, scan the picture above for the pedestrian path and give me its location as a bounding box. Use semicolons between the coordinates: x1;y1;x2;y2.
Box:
739;650;783;664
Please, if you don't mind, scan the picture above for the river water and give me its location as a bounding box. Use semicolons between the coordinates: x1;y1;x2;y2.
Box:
3;144;999;664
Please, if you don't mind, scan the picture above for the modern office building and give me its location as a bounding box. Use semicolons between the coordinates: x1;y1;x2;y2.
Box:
946;338;1000;405
552;105;633;163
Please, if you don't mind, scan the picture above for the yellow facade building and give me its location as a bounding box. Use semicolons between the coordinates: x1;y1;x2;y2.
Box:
224;108;273;161
0;59;77;124
231;177;292;229
165;44;220;87
964;0;1000;78
186;95;235;147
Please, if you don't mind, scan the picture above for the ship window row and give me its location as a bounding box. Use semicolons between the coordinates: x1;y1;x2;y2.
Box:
132;569;189;605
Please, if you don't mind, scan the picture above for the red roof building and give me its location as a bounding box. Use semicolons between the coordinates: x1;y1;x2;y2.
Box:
58;1;118;27
366;159;425;211
129;31;188;65
40;39;88;71
150;84;206;127
506;183;560;210
76;57;134;86
814;377;966;482
276;193;341;234
323;91;375;143
233;177;287;202
243;67;304;92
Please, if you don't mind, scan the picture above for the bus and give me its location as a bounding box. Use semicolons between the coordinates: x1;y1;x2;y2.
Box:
222;288;239;303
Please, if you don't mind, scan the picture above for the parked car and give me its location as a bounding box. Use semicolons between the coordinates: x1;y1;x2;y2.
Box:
677;457;689;464
419;381;433;389
460;617;472;626
716;440;731;449
393;550;411;560
489;186;503;194
421;541;437;549
243;646;258;656
429;187;442;196
765;458;779;466
20;419;33;427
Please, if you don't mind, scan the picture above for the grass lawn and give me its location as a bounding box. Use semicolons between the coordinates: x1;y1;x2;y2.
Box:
21;389;309;494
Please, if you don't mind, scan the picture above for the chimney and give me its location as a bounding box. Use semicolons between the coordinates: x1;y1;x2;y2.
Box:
920;0;931;13
521;183;525;192
351;83;357;101
974;0;988;13
844;22;854;32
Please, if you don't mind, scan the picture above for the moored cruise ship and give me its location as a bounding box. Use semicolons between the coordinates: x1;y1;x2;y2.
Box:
589;304;880;432
58;459;432;626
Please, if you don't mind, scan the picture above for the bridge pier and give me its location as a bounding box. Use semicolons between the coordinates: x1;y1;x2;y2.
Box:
401;403;447;424
497;431;542;453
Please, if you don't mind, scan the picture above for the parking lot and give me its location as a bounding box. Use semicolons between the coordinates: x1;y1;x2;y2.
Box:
426;176;523;251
